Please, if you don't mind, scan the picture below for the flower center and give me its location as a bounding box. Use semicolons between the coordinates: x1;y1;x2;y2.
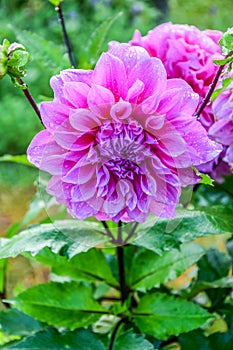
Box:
95;120;149;179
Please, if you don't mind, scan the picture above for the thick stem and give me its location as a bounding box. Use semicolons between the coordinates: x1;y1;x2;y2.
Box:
194;51;232;119
56;3;76;68
117;220;123;245
17;77;43;125
117;245;127;304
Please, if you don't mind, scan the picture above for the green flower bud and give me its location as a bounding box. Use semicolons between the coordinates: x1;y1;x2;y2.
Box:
7;42;30;79
0;39;10;80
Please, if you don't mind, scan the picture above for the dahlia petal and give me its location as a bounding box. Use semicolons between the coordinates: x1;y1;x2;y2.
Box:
157;79;199;117
27;130;52;168
63;82;90;108
92;52;127;100
69;109;100;132
126;79;145;104
150;201;176;218
139;92;161;116
145;115;165;132
103;191;125;217
225;144;233;165
63;163;95;185
46;176;67;204
88;83;115;118
60;69;93;85
70;201;97;220
130;29;143;46
110;100;132;121
96;166;110;187
40;102;71;131
209;119;233;145
128;57;167;102
178;168;199;186
108;43;150;75
72;180;97;201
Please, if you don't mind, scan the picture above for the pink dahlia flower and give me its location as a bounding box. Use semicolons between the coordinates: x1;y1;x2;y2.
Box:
27;44;221;222
130;22;223;129
209;81;233;170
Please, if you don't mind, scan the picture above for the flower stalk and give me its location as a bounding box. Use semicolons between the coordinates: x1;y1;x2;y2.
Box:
117;249;127;304
194;51;233;119
17;77;43;125
55;3;76;68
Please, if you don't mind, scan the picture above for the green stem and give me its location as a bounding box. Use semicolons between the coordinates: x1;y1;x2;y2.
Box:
108;318;125;350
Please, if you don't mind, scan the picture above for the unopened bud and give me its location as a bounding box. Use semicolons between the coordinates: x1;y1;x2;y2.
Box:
0;39;9;80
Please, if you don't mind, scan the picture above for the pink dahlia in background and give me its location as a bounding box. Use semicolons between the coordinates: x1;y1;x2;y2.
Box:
130;22;223;129
209;80;233;171
129;22;232;181
27;44;221;223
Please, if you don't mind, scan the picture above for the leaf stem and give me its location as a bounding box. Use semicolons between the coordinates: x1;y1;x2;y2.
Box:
101;221;116;242
17;77;43;125
108;318;126;350
56;3;76;68
124;222;138;244
194;51;232;119
117;244;127;304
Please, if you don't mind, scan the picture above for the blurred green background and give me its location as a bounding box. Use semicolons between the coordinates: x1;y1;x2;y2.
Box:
0;0;232;234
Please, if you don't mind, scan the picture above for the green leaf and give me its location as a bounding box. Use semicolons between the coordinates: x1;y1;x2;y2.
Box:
213;58;231;65
209;331;233;350
7;282;107;329
197;249;232;309
79;13;123;69
211;77;233;100
129;243;205;292
192;167;214;186
219;28;233;54
13;29;69;74
0;220;107;259
185;276;233;299
0;309;43;336
198;248;232;283
133;206;233;254
114;329;154;350
7;328;106;349
0;154;34;167
226;237;233;261
133;293;212;340
31;247;118;287
49;0;61;5
179;330;210;350
192;183;233;206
